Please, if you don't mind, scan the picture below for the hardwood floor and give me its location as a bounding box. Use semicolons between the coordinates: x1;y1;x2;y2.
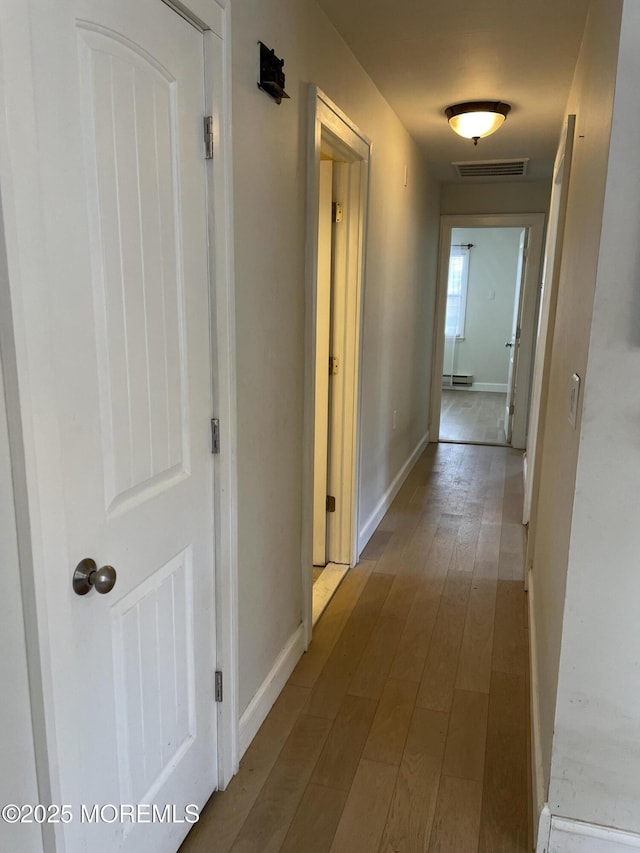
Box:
440;390;507;444
180;443;530;853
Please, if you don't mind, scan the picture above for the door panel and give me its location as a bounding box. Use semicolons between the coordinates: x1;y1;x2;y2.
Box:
524;116;576;524
504;229;527;443
25;2;217;850
326;162;354;566
79;24;190;511
113;549;194;806
313;160;333;566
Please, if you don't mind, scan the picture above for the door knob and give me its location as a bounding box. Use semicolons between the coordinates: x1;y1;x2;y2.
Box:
505;341;514;348
73;558;117;596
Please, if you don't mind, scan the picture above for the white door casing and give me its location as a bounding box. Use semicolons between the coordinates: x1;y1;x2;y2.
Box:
431;214;545;450
312;160;333;567
523;116;576;526
303;88;370;646
505;229;528;443
0;0;238;850
325;160;361;567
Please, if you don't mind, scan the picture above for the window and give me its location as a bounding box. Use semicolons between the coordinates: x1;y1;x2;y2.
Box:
445;246;470;339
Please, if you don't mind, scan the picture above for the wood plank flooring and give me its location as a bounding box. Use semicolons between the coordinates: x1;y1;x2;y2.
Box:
440;390;507;444
180;443;530;853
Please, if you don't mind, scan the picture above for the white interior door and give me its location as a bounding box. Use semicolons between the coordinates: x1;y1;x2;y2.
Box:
523;115;576;524
326;162;353;566
313;161;333;567
25;2;217;850
504;229;528;443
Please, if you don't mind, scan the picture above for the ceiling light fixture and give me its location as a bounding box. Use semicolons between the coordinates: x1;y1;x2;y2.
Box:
445;101;511;146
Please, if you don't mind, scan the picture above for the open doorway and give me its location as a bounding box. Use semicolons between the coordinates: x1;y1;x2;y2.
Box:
432;213;545;450
311;155;351;623
441;225;526;444
303;89;370;643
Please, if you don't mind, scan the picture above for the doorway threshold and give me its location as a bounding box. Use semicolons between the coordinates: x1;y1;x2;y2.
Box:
312;562;350;626
438;438;510;448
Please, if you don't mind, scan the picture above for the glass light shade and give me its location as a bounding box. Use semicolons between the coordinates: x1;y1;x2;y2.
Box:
445;102;511;142
448;110;506;140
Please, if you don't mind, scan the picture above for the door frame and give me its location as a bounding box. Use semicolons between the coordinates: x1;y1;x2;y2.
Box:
312;159;333;568
524;116;576;528
430;213;545;450
0;3;238;847
302;87;370;647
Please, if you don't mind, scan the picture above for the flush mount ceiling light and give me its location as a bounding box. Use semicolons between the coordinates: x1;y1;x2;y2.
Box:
445;101;511;146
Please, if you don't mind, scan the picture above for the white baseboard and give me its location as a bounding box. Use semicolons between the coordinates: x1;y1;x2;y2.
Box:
537;805;552;853
472;382;508;393
538;812;640;852
442;383;507;393
238;624;305;759
529;569;546;843
357;430;429;557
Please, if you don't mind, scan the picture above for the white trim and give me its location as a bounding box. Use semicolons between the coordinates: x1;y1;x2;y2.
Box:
325;161;365;566
358;431;429;555
524;115;576;529
529;569;547;842
238;625;305;759
537;805;552;853
441;382;507;393
541;814;640;852
302;87;371;650
472;382;507;393
431;214;545;450
202;2;239;790
161;0;224;36
523;454;529;548
312;562;349;626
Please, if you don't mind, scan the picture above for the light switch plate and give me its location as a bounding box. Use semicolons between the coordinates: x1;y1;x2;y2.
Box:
568;373;581;428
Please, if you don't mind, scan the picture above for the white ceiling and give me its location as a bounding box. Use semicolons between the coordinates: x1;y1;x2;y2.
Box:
316;0;590;182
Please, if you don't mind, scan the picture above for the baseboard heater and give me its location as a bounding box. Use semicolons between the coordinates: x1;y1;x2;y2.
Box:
442;373;473;388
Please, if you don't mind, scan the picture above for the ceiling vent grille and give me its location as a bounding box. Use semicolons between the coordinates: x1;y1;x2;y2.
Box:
452;158;529;178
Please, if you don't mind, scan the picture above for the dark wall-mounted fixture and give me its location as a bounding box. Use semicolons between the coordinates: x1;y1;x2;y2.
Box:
258;41;290;105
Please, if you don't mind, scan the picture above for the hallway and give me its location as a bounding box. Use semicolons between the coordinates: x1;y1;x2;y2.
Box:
440;390;508;445
181;443;530;852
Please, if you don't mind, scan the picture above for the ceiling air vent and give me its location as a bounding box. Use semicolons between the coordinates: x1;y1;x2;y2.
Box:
452;158;529;178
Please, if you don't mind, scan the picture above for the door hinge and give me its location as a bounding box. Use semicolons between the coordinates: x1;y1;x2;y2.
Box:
515;325;521;340
211;418;221;454
326;495;336;513
329;356;339;376
509;403;515;416
331;202;343;223
204;115;214;160
215;670;223;702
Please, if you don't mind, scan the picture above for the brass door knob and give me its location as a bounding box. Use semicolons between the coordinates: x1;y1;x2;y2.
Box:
73;558;117;596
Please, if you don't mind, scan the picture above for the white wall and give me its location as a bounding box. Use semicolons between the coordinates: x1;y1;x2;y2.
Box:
231;0;439;714
449;227;521;388
546;0;640;834
0;356;42;853
441;180;551;216
529;0;623;825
